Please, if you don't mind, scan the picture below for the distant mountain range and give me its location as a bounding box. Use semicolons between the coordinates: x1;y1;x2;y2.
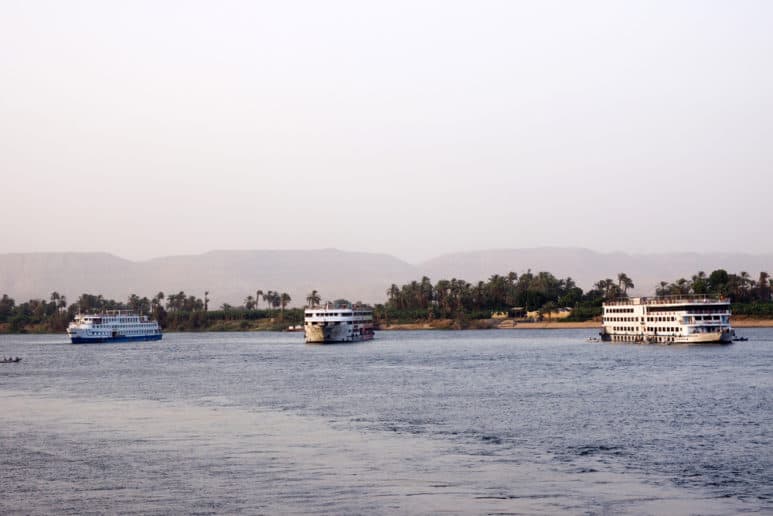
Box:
1;248;771;307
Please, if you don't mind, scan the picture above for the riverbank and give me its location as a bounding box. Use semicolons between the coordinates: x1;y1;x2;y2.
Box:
731;317;773;327
380;317;773;330
380;319;599;330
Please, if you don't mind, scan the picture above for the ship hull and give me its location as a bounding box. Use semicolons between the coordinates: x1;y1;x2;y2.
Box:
70;334;163;344
601;331;732;345
676;332;733;344
304;325;374;344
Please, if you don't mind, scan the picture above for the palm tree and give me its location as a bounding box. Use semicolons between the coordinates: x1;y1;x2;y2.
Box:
204;291;209;312
256;290;263;310
128;293;141;312
244;295;255;310
265;291;281;312
740;271;752;297
473;281;486;310
408;280;420;308
386;284;401;308
306;290;320;307
151;295;160;318
691;272;708;294
487;274;508;308
671;278;690;296
434;279;451;316
594;278;620;300
757;272;770;301
263;290;274;312
617;273;634;296
280;293;291;316
420;276;433;309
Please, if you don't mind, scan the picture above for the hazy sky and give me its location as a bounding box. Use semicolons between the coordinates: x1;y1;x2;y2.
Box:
1;1;771;263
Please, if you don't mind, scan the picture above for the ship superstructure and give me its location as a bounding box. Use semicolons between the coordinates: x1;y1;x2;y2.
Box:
304;301;374;344
67;310;163;344
601;295;732;344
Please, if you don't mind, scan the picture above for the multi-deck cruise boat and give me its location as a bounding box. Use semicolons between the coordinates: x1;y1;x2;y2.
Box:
304;301;374;344
600;295;733;344
67;310;163;344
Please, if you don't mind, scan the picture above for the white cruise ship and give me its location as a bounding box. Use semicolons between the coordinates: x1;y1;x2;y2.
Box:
304;301;374;344
67;311;163;344
600;295;733;344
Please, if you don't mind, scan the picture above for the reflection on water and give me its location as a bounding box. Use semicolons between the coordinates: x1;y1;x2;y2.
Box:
0;330;771;514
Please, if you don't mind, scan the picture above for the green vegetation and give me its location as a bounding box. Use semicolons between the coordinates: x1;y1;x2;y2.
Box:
654;270;771;302
0;268;770;334
378;271;606;326
0;290;299;334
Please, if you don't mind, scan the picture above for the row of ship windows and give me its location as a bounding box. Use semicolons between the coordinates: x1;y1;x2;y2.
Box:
676;308;730;315
612;327;681;333
86;318;143;323
305;312;371;317
89;330;158;335
604;316;677;323
90;324;151;328
606;309;729;317
306;321;364;326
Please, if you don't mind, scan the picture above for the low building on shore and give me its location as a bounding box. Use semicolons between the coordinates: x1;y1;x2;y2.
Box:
526;307;573;321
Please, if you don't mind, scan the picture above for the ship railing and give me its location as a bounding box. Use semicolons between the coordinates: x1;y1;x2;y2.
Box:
77;309;139;315
305;302;373;310
604;294;729;307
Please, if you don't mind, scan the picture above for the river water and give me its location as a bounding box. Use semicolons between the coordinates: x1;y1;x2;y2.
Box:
1;329;771;515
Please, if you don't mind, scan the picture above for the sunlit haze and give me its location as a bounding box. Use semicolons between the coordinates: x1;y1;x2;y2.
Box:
2;1;771;262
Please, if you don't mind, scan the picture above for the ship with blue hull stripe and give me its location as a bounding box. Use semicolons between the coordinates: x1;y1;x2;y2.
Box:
67;311;163;344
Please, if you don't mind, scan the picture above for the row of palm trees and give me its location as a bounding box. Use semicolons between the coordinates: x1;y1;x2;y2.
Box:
241;290;292;313
384;271;596;315
655;269;770;302
242;289;323;311
73;288;321;315
593;273;635;301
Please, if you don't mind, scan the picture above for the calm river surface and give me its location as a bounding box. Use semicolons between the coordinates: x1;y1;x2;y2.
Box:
1;329;771;515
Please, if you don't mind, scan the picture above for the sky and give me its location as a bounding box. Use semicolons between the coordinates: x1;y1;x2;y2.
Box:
1;1;772;263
